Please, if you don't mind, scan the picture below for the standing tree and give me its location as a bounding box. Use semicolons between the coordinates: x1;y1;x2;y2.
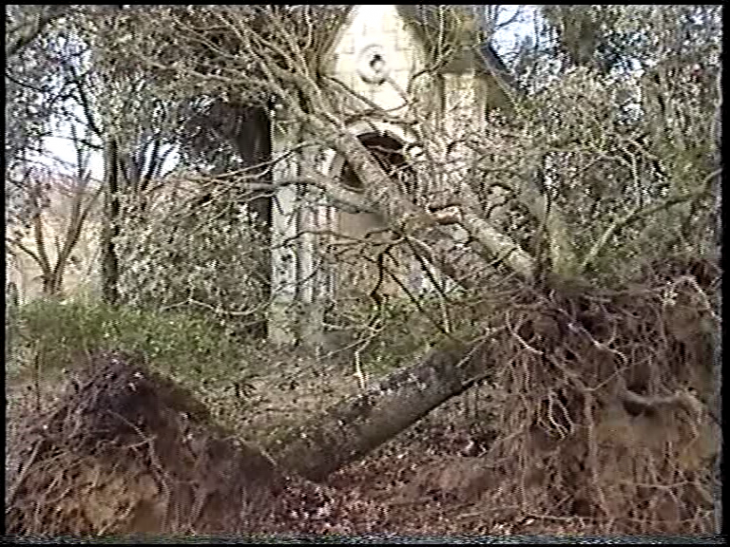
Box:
92;4;720;294
5;5;101;299
60;8;183;305
6;132;100;297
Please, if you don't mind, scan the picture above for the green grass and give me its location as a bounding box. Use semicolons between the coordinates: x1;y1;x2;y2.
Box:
7;297;258;429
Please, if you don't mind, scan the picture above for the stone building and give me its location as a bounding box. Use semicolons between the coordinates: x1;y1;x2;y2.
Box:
269;5;516;345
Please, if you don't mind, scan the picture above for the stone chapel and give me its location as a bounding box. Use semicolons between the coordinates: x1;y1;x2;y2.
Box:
269;5;516;345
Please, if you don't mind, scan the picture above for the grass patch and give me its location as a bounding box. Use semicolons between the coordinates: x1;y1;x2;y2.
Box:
7;297;259;431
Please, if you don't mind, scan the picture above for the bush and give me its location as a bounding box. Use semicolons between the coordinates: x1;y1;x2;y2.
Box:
115;183;268;337
10;297;258;428
324;290;479;377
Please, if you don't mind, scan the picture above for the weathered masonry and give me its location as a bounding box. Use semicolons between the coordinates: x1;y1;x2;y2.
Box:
269;5;515;345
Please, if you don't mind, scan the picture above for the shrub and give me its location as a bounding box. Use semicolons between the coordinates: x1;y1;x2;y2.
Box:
324;289;478;377
115;183;268;337
10;297;258;428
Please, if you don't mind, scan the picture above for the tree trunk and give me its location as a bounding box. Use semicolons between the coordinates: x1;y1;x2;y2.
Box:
5;282;19;363
258;100;532;483
41;273;63;297
268;339;489;482
101;139;120;305
232;104;272;339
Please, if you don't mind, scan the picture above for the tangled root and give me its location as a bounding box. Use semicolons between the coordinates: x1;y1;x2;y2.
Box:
5;351;283;536
477;257;720;534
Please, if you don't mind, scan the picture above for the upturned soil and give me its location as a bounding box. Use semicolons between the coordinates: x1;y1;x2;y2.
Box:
6;350;507;537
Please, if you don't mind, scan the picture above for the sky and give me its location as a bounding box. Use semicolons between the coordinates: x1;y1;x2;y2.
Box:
40;5;539;183
42;132;105;183
492;5;538;55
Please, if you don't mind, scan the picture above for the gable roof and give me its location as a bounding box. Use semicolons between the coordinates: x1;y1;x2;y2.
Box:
315;5;521;108
394;5;519;96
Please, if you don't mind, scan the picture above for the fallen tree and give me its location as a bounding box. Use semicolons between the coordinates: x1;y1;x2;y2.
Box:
7;264;719;535
269;337;492;481
5;351;390;536
267;263;719;534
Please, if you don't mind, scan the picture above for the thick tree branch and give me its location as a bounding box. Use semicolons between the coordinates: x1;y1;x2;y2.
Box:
32;212;52;278
7;238;45;273
459;209;535;280
53;184;102;286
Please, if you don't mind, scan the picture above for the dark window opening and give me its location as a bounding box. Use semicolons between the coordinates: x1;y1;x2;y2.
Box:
340;133;417;196
369;53;384;70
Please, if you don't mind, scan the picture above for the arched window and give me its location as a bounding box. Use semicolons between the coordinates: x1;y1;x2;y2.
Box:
339;133;417;198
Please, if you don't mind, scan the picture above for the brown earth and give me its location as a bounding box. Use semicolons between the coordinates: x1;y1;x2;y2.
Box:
5;350;499;537
6;347;717;538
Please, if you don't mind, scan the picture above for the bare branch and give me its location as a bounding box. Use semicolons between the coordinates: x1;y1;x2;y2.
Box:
579;170;719;274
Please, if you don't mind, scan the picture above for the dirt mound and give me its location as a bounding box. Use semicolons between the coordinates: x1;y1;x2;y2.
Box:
6;351;286;536
5;256;720;537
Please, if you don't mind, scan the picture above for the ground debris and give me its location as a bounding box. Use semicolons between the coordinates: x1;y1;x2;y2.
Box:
5;256;721;537
6;351;284;536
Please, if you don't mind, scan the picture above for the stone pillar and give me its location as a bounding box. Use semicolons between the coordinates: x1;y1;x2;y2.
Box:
442;70;487;197
319;149;339;307
269;123;332;348
297;144;327;347
440;70;489;291
269;116;301;346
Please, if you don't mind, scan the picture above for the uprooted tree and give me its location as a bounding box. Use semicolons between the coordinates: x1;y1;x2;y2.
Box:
96;0;720;457
8;4;721;535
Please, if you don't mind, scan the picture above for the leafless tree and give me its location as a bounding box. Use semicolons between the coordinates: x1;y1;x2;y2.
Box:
6;130;100;297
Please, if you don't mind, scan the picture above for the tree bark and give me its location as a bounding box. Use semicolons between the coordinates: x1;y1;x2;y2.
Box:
101;139;120;305
268;338;489;482
41;275;62;297
232;104;272;339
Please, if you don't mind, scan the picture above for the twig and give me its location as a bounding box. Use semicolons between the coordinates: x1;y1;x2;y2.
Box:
505;310;543;355
579;169;720;274
618;385;704;416
6;439;43;507
97;501;134;536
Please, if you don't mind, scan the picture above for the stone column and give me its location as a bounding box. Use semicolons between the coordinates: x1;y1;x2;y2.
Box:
442;70;487;203
297;144;328;348
268;115;301;346
440;70;489;290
